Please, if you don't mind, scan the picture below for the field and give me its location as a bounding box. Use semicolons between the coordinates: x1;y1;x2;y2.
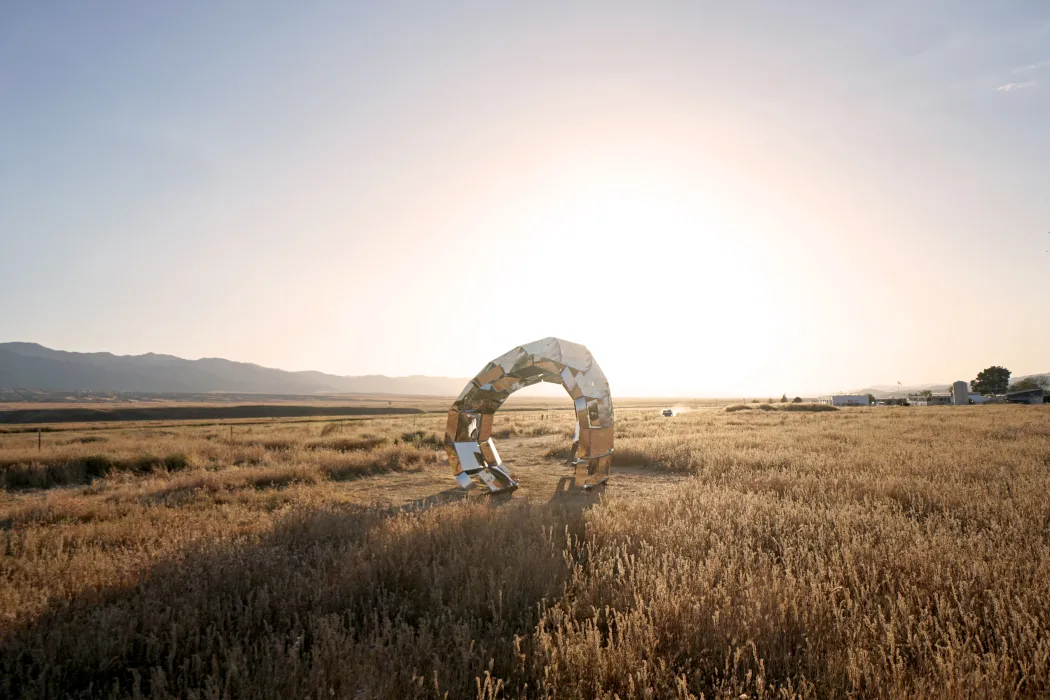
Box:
2;405;1049;698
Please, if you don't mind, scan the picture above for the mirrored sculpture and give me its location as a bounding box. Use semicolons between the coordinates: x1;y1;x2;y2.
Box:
445;337;614;493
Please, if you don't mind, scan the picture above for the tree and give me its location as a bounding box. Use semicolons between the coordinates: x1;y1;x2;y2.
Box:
971;366;1011;395
918;389;933;398
792;396;803;403
781;393;788;403
1010;377;1048;393
866;393;875;405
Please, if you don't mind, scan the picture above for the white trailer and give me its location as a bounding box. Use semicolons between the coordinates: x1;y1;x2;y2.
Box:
818;395;870;406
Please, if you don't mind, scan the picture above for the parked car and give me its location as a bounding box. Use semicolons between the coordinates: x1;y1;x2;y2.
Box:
662;408;674;417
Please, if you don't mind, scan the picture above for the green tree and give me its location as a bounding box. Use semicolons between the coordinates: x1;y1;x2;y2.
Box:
971;366;1011;395
866;393;875;404
1010;377;1047;393
918;389;933;398
792;396;803;403
781;393;788;403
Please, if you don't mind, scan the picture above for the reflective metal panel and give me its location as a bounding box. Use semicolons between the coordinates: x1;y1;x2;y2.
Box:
445;337;614;492
575;454;613;489
480;437;501;466
474;364;504;386
452;441;485;473
579;426;614;456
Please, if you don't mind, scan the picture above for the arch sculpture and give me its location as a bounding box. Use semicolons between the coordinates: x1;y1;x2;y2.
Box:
445;337;614;493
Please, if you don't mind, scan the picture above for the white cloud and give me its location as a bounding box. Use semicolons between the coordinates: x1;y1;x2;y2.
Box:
1013;60;1050;73
995;80;1037;92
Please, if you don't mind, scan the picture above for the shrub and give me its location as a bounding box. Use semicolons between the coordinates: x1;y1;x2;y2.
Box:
163;453;190;471
65;435;107;444
82;454;114;479
396;430;443;449
307;436;388;452
544;444;575;461
320;422;346;436
317;444;439;481
725;405;752;413
131;455;162;474
252;437;298;451
782;402;839;412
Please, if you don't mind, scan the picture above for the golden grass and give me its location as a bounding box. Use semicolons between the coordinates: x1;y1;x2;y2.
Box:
0;419;445;490
2;406;1049;698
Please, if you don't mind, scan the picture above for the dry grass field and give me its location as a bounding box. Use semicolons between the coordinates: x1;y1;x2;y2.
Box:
1;405;1048;698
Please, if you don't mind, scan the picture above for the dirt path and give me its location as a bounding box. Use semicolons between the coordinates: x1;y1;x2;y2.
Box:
337;435;687;511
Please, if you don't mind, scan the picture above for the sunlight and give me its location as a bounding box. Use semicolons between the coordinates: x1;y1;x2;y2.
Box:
496;169;782;394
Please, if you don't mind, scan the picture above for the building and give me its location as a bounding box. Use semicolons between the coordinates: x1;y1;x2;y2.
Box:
952;381;969;406
818;395;870;406
911;394;952;406
969;393;992;405
1005;388;1045;405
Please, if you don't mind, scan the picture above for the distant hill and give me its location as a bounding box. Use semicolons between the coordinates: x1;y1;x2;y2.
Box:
0;343;469;396
1018;373;1050;387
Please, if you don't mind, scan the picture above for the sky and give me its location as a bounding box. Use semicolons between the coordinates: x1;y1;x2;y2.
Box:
2;1;1048;397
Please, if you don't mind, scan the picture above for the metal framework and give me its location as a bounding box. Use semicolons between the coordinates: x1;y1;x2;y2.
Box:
445;337;614;493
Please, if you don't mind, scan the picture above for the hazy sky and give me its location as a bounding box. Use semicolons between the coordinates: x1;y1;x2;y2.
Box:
2;1;1048;396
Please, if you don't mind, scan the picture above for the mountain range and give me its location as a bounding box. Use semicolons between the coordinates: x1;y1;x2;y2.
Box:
0;343;469;396
1;342;1045;399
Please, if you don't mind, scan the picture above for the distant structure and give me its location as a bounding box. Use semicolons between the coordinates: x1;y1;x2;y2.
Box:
952;381;969;406
817;395;870;407
911;394;952;406
1005;388;1045;405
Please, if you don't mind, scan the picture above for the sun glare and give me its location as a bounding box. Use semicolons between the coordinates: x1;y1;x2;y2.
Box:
481;168;782;395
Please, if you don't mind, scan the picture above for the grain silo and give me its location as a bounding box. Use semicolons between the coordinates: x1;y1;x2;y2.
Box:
952;380;969;405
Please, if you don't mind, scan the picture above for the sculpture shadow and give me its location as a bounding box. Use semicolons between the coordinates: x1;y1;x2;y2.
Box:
396;484;469;512
548;475;606;507
1;496;589;699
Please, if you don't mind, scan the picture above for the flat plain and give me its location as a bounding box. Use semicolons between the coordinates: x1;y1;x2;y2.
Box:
1;404;1048;698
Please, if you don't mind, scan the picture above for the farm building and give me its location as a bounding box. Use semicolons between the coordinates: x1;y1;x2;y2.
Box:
911;394;952;406
1005;388;1045;405
874;398;909;406
818;395;870;406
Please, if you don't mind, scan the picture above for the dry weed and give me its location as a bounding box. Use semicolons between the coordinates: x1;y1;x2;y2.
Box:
1;406;1048;698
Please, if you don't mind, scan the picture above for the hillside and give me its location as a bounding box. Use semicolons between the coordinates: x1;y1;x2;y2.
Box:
0;343;468;396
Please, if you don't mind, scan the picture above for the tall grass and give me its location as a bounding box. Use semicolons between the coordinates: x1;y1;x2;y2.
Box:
1;406;1048;697
0;419;445;490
